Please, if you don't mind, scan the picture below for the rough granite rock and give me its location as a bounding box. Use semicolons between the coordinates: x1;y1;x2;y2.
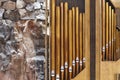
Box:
0;0;8;2
3;10;11;19
18;9;27;18
26;4;34;11
0;0;48;79
24;0;36;3
16;0;26;9
0;8;5;19
33;2;41;9
2;1;16;10
9;10;20;21
3;10;20;21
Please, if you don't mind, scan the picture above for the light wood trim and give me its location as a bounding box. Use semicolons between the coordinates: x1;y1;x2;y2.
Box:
96;0;101;80
85;0;90;80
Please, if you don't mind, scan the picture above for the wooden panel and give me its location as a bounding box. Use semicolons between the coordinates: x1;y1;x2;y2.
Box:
111;0;120;8
101;60;120;80
85;0;90;79
96;0;101;80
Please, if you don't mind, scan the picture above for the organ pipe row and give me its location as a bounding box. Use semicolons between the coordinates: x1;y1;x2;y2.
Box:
50;0;85;80
102;0;120;61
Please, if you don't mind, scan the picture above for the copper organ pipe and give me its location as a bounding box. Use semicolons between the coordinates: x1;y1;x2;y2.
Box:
82;13;85;68
60;2;65;80
79;13;83;71
64;2;69;80
105;2;109;60
51;0;56;80
102;0;106;61
75;7;80;74
111;9;114;61
68;10;73;80
108;6;112;60
72;7;76;78
55;6;61;80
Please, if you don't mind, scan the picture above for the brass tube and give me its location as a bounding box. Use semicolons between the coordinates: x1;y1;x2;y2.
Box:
75;7;80;74
82;13;85;68
105;2;109;60
64;2;69;80
108;6;112;60
111;9;114;60
113;13;116;60
55;6;61;80
113;13;117;60
72;7;76;78
80;13;83;71
50;0;56;79
102;0;106;61
60;2;64;80
68;10;73;80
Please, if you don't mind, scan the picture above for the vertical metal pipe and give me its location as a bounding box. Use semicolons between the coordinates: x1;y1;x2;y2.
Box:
102;0;106;61
68;10;73;80
56;6;61;80
72;7;76;78
108;6;112;60
75;7;80;74
80;13;83;71
114;13;116;60
50;0;56;79
64;2;69;80
60;2;64;80
111;9;114;61
105;2;109;60
82;13;85;68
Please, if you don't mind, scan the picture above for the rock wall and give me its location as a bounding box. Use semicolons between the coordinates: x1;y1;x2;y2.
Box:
0;0;49;80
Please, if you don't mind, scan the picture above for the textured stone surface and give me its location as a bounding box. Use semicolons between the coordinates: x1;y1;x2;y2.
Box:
24;0;36;3
2;1;16;10
7;10;20;21
18;9;27;17
33;2;41;9
26;4;34;11
0;0;49;79
16;0;26;9
0;9;5;19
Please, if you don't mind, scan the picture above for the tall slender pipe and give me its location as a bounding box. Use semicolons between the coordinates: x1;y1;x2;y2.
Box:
105;2;109;60
55;6;61;80
102;0;106;61
60;2;65;80
64;2;69;80
51;0;56;79
75;7;80;74
72;7;76;78
108;6;112;60
111;9;114;61
68;10;73;80
79;13;83;71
